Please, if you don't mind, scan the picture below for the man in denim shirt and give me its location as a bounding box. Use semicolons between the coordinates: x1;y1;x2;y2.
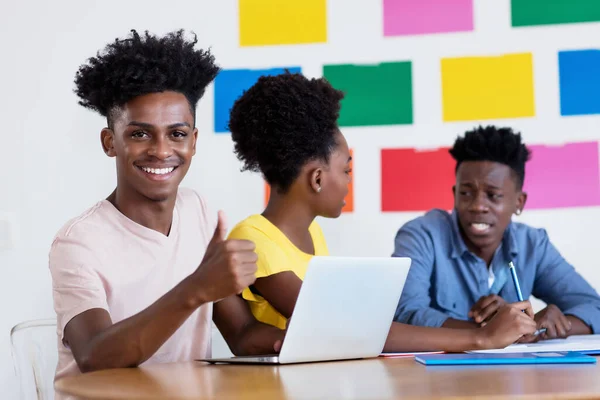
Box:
394;126;600;340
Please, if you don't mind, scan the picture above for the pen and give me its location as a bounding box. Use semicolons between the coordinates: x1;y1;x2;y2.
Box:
508;261;524;302
508;261;546;336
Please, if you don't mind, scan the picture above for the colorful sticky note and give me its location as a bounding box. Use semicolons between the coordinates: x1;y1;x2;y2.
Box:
381;148;455;212
265;150;354;213
213;67;301;133
323;62;413;127
383;0;473;36
559;50;600;116
264;184;271;209
441;53;535;121
524;142;600;209
344;150;355;212
511;0;600;27
238;0;327;46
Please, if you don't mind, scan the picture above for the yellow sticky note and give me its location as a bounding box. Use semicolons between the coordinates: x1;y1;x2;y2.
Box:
239;0;327;46
441;53;535;121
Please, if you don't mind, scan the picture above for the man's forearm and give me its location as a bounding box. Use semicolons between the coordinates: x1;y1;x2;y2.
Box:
75;277;203;372
566;315;592;336
441;317;480;329
383;322;483;353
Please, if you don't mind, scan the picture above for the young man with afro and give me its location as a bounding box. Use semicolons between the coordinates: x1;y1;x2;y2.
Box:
394;126;600;341
226;72;539;352
49;30;284;380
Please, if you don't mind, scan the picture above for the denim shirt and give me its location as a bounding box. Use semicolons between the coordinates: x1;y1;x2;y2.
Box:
392;209;600;333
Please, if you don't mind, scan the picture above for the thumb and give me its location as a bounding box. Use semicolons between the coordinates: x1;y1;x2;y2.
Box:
513;300;534;319
208;210;228;246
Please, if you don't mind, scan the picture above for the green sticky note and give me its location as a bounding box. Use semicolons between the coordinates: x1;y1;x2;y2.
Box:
323;62;413;127
512;0;600;27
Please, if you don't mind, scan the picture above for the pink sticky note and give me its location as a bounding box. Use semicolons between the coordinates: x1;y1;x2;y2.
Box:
383;0;474;37
524;142;600;209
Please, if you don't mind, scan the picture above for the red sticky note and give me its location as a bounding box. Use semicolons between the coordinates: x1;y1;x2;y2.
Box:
381;148;455;212
524;142;600;209
265;150;354;213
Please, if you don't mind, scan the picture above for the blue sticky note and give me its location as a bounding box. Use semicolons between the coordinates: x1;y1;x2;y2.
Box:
559;50;600;116
213;67;302;133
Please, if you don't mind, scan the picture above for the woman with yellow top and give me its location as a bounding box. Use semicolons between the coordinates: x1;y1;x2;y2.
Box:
226;71;537;352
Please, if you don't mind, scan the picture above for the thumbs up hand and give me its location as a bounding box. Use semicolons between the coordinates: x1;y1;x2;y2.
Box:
191;211;258;303
205;210;228;248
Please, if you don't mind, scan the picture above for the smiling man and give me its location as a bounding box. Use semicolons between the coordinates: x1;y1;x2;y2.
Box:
49;30;283;381
393;125;600;341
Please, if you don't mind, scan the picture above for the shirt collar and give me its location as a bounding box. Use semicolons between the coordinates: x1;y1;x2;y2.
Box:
450;209;519;259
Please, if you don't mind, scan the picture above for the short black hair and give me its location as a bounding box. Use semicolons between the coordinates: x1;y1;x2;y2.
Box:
228;71;344;192
449;125;531;189
74;29;220;127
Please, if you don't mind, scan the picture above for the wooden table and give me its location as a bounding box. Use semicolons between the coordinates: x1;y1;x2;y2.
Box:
55;357;600;399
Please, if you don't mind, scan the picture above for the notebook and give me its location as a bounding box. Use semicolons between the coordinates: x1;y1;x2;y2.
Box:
415;351;596;366
468;334;600;355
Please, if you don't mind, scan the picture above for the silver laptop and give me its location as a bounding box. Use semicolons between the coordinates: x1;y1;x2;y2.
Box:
200;256;411;364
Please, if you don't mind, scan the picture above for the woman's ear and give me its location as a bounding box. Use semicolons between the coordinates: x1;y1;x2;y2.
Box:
310;168;323;193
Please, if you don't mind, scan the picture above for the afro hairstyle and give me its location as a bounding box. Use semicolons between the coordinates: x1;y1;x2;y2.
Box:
228;71;344;193
449;125;531;189
74;29;220;127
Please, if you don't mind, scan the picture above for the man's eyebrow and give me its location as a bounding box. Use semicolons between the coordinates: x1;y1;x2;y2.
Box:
127;121;191;129
485;184;502;190
127;121;153;129
167;122;191;129
459;182;502;190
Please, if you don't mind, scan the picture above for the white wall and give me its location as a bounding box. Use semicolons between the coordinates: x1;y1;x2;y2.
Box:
2;0;600;397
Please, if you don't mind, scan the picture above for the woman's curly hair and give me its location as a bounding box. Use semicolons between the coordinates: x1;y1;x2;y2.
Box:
228;71;344;192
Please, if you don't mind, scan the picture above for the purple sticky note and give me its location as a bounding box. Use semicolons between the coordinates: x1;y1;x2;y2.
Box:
524;142;600;209
383;0;474;37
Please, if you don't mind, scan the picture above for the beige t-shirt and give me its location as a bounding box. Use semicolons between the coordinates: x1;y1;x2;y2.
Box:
49;187;214;381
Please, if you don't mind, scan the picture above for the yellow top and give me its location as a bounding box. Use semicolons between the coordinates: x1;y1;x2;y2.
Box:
227;214;329;329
